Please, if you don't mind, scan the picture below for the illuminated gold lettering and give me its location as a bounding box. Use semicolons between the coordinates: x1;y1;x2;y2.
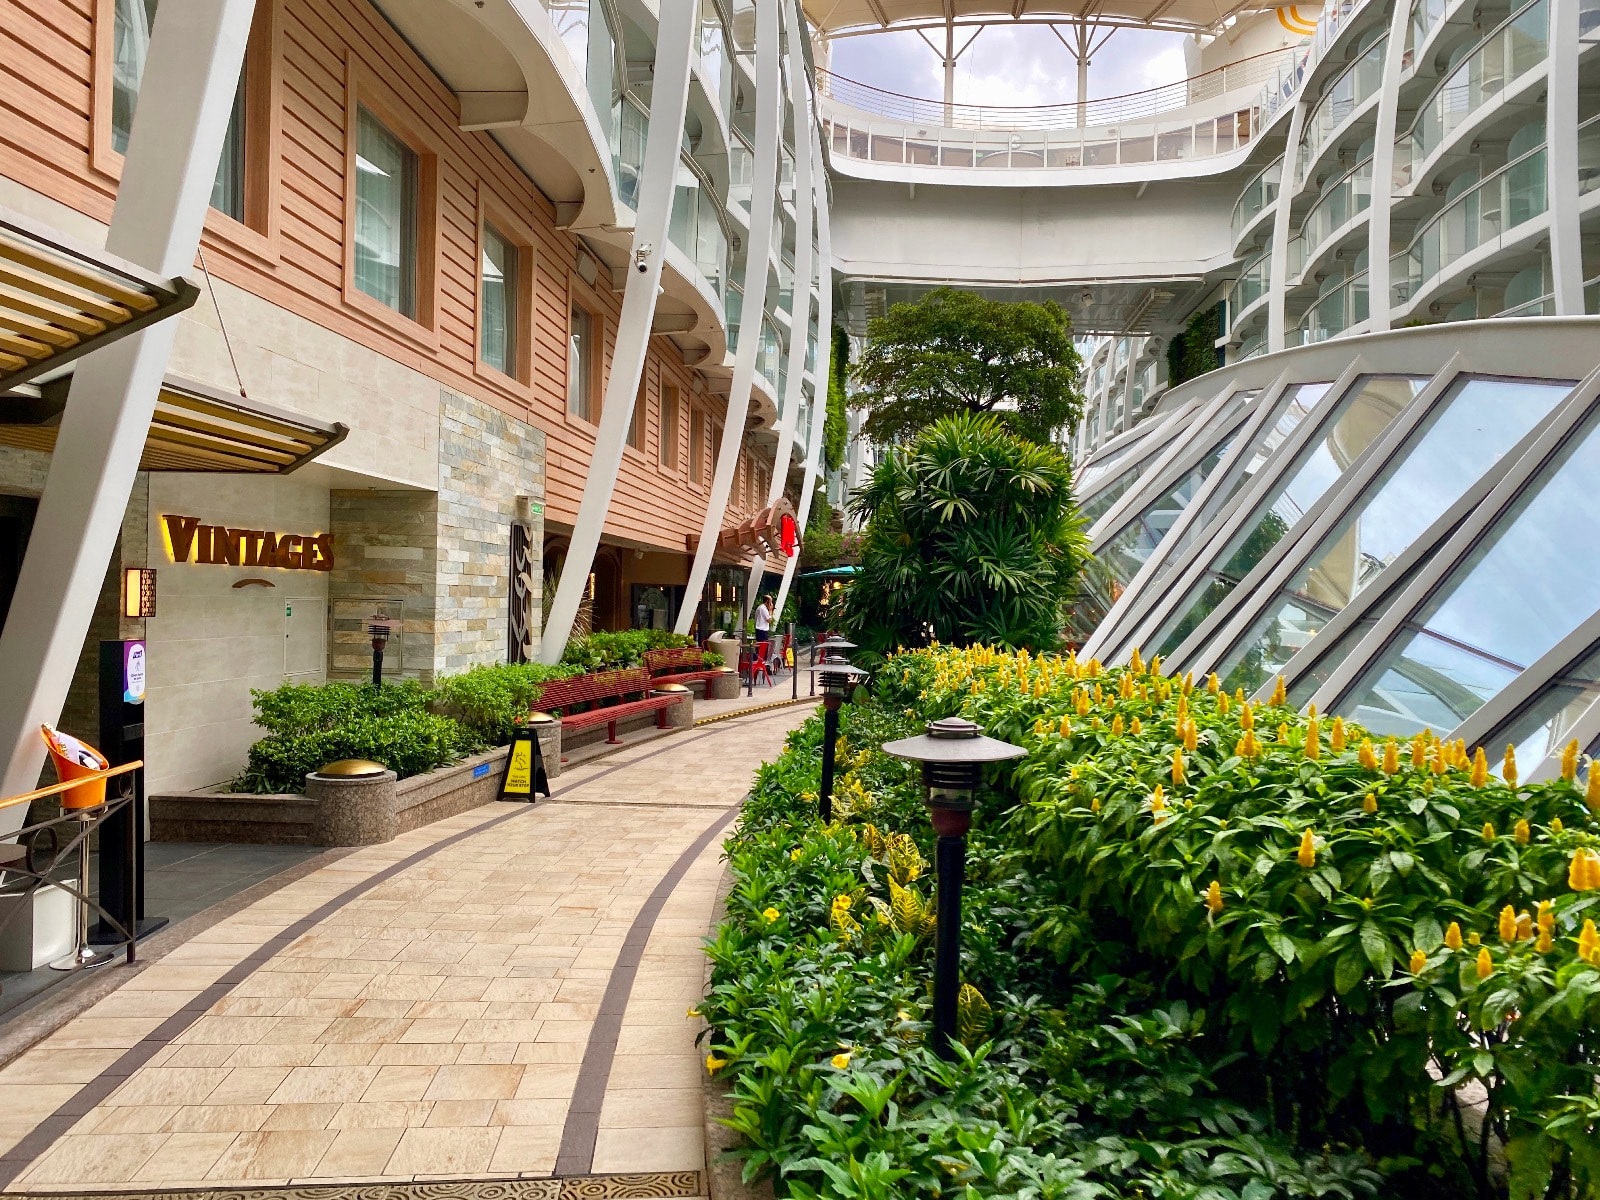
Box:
158;516;333;572
311;534;335;571
162;514;200;563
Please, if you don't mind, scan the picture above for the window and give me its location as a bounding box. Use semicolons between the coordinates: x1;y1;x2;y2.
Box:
627;370;646;449
690;408;706;483
110;0;247;220
568;304;594;420
659;383;680;470
480;222;517;375
353;108;419;317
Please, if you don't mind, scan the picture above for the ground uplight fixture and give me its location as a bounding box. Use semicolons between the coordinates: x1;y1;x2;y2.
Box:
368;615;395;688
882;716;1026;1060
807;654;869;823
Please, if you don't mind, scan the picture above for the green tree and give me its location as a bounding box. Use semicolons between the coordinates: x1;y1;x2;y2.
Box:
840;413;1089;654
1165;303;1222;387
823;324;848;472
850;287;1084;445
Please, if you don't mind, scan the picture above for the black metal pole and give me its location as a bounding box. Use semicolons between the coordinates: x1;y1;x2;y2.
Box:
790;621;797;700
932;829;967;1059
372;644;383;688
819;696;840;822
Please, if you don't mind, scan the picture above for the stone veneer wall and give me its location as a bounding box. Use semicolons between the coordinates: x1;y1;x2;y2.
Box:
328;389;546;683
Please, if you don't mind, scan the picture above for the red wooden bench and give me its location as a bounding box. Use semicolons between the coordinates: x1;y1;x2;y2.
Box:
643;646;721;694
535;668;684;747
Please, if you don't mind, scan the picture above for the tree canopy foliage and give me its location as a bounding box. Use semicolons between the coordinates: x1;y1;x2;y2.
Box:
850;287;1084;445
839;413;1088;654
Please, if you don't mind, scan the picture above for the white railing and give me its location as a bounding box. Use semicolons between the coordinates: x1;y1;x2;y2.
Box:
1297;35;1387;181
1232;157;1284;241
815;48;1301;132
1298;157;1374;265
1300;271;1370;342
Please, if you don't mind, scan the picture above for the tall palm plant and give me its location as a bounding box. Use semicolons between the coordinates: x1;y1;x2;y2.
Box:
840;413;1089;654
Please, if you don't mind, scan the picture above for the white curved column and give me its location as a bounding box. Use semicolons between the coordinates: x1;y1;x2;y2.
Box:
0;0;257;814
745;1;817;607
676;0;783;635
772;137;834;628
1548;0;1583;313
1267;101;1306;353
539;2;698;664
1367;0;1413;333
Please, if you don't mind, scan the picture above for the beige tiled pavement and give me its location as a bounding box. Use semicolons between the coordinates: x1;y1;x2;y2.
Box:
0;705;809;1191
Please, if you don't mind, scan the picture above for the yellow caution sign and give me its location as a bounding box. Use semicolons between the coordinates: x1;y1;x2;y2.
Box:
499;729;550;801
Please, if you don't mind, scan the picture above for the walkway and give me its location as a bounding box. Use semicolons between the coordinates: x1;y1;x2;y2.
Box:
0;703;811;1197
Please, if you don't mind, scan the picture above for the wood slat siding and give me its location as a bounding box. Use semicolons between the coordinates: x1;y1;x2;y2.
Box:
0;0;777;553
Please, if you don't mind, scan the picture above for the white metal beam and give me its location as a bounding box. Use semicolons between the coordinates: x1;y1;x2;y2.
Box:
540;1;699;663
0;0;257;819
1366;0;1411;333
1548;0;1583;313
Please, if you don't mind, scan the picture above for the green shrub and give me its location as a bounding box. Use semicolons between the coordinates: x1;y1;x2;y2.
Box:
431;661;579;746
562;628;697;671
249;679;432;736
235;710;468;793
702;645;1600;1200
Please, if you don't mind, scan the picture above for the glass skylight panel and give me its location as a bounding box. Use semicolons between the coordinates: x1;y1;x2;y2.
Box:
1099;431;1239;588
1491;643;1600;770
1150;382;1334;580
1214;377;1569;693
1155;376;1428;657
1340;406;1600;737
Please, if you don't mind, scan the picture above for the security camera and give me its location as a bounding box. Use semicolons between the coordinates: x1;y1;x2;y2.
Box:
635;243;652;273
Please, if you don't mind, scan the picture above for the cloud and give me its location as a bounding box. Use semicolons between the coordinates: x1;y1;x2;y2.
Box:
826;25;1193;110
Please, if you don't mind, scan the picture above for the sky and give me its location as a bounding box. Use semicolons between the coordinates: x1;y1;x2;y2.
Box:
826;25;1195;108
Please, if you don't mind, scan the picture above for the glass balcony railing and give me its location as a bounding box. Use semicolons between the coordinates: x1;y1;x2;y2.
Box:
1299;271;1370;342
1287;234;1306;281
1402;0;1548;171
1392;146;1547;305
725;282;742;355
617;99;646;212
1298;158;1373;262
699;3;733;123
1297;36;1385;181
1233;249;1272;321
728;137;753;221
668;158;729;301
1409;0;1452;59
1232;157;1283;241
758;318;782;389
824;108;1258;171
1497;294;1555;317
548;0;619;155
1580;113;1600;195
778;252;794;316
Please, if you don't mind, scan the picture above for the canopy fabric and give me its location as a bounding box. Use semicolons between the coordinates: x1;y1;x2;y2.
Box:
804;0;1260;35
0;373;348;473
797;565;860;578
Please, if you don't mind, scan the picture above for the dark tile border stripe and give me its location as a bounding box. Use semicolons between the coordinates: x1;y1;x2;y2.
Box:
3;1169;704;1198
552;802;742;1176
0;707;800;1190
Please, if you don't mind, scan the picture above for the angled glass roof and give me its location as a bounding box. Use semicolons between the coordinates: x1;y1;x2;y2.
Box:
803;0;1255;36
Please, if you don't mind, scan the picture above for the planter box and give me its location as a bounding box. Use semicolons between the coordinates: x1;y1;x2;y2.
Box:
151;746;514;847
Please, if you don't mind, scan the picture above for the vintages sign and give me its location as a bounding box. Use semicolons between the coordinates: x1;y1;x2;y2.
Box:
162;514;334;572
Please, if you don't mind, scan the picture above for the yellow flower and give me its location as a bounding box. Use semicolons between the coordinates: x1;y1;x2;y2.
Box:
1552;817;1566;835
1297;829;1317;869
1476;947;1494;980
1514;819;1531;845
687;1006;702;1019
1240;702;1254;732
1412;735;1428;769
1470;747;1489;788
1469;931;1482;946
1218;692;1231;716
1408;948;1428;975
1538;899;1554;933
1537;929;1554;953
1130;716;1143;735
1130;647;1144;674
1204;880;1223;913
1562;739;1580;782
1498;906;1518;943
1503;744;1519;788
1430;743;1448;776
1330;717;1347;753
1276;722;1291;746
763;907;780;923
1033;718;1047;737
1111;714;1125;736
1059;715;1073;737
1358;739;1378;771
1207;672;1220;694
1515;912;1533;941
705;1054;727;1074
1150;784;1166;813
1183;720;1199;752
1444;922;1464;951
1304;718;1320;761
831;1051;853;1070
1571;849;1600;892
1589;767;1600;813
1383;740;1400;775
1270;676;1287;705
1090;797;1101;813
1363;792;1378;814
1482;822;1497;843
1172;749;1186;788
1579;919;1599;960
790;848;803;861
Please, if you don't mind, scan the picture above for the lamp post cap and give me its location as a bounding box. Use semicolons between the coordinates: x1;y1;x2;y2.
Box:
880;718;1028;764
806;659;869;680
816;637;858;652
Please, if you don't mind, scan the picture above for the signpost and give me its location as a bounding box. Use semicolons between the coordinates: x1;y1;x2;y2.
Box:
498;726;551;801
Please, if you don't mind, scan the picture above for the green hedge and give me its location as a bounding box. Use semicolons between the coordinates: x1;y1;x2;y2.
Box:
701;646;1600;1199
562;628;716;672
236;710;469;795
432;661;579;746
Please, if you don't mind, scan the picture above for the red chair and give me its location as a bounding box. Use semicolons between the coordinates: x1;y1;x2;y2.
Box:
740;645;772;688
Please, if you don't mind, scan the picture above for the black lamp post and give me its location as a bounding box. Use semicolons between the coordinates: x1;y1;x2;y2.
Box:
811;636;857;698
807;653;869;823
368;616;394;688
882;717;1025;1059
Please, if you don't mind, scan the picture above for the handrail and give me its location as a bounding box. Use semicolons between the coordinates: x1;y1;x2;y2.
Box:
1298;156;1375;259
0;760;143;813
815;47;1301;132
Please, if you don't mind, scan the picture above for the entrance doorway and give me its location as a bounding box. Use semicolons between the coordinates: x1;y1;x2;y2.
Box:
0;494;39;631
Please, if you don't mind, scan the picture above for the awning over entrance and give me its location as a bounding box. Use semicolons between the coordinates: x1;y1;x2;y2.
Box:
689;499;800;564
0;373;349;473
0;207;199;392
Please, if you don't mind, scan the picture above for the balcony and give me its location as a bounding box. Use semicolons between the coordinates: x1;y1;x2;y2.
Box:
1299;271;1370;342
1392;145;1548;307
667;156;729;302
1232;157;1283;250
1298;158;1374;270
1231;248;1273;333
1581;113;1600;197
1399;0;1548;182
1297;36;1386;185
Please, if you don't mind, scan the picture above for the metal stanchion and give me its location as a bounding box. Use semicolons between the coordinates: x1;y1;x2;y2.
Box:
790;622;798;699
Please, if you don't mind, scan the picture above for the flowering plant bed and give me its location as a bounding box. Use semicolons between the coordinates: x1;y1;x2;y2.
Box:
701;645;1600;1200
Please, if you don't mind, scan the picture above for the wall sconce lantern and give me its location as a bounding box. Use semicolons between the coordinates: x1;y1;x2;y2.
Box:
882;717;1026;1059
123;568;156;619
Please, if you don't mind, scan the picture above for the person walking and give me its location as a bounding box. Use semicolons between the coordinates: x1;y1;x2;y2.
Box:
754;593;774;669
